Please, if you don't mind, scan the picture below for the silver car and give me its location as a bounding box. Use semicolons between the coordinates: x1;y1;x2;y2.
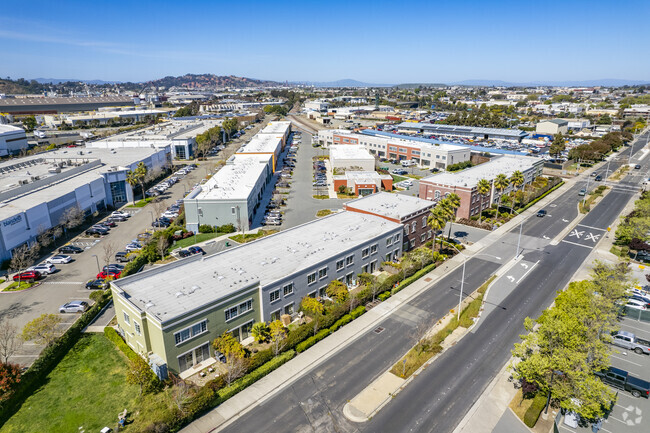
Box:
59;301;89;314
28;263;57;275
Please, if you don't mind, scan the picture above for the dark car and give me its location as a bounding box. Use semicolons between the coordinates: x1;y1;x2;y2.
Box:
595;175;603;181
59;245;83;254
103;264;124;272
85;279;108;290
152;220;171;228
188;246;205;255
178;250;192;258
536;209;547;217
115;251;132;263
596;366;650;398
635;164;642;169
101;220;117;228
85;227;108;236
13;270;42;282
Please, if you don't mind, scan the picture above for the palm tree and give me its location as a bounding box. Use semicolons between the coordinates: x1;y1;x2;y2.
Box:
427;207;447;252
442;193;461;241
493;174;510;217
125;170;139;205
476;178;491;224
135;162;148;201
509;171;525;213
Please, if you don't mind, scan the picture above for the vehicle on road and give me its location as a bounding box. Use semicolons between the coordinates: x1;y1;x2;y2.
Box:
635;164;641;169
595;366;650;398
59;245;84;254
85;279;108;290
97;269;121;279
595;175;602;181
46;255;72;264
115;251;133;263
28;263;57;275
536;209;547;217
59;301;89;314
13;270;42;282
611;331;650;355
578;189;586;196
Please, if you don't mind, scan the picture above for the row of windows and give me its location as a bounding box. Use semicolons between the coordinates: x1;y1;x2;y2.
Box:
174;320;208;346
224;299;253;321
122;312;141;336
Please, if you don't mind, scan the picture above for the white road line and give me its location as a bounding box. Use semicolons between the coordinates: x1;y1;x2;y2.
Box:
577;224;607;232
43;281;84;285
621;323;650;336
561;240;594;249
611;354;643;366
517;260;539;284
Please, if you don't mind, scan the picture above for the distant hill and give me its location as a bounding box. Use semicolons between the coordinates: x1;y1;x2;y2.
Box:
394;82;448;89
297;79;394;88
451;79;650;87
0;78;47;94
33;78;120;85
146;74;281;89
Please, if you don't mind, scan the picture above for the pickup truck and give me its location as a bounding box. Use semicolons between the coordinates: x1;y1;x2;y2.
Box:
611;331;650;355
596;366;650;398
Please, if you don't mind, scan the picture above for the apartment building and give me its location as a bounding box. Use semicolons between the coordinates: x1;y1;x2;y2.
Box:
110;211;402;375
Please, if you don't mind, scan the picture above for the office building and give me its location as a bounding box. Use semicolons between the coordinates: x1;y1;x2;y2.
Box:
330;145;376;172
333;171;393;196
0;125;29;156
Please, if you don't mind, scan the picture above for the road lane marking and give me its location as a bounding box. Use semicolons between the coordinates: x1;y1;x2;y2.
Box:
43;281;84;285
577;224;607;232
585;233;601;242
506;276;515;282
569;229;584;238
517;260;539;284
561;240;593;249
611;354;643;366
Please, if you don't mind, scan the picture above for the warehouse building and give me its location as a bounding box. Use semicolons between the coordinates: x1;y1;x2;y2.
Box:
110;211;403;376
0;125;29;156
0;96;136;114
236;133;283;172
344;192;435;250
535;119;569;135
258;121;292;145
62;109;166;127
396;122;527;143
318;129;470;169
0;147;168;261
419;155;543;219
330;145;376;172
332;171;393;196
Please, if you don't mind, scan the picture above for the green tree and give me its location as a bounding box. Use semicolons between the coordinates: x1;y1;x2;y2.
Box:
126;170;139;204
22;116;37;132
476;178;491;224
440;193;461;241
493;173;510;215
21;314;61;347
0;362;21;398
222;118;240;141
428;206;448;252
213;332;247;384
300;296;324;317
549;133;566;158
126;355;154;396
326;280;349;303
135;162;148;201
251;322;270;343
509;171;525;212
269;320;287;356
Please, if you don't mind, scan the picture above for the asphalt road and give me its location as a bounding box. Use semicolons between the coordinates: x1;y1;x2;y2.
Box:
223;132;650;433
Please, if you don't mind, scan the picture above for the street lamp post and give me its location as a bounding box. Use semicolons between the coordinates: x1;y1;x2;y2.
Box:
582;175;591;208
91;254;100;274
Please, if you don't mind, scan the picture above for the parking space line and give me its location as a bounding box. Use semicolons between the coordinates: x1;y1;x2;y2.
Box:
611;354;643;366
621;322;650;336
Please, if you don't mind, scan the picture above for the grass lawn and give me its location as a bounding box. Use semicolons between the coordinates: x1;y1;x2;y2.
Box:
391;174;407;183
229;229;278;243
316;209;333;217
3;281;37;292
169;232;220;251
1;334;141;433
126;197;153;208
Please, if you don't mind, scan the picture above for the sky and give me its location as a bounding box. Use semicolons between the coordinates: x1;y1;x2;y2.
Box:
1;0;649;84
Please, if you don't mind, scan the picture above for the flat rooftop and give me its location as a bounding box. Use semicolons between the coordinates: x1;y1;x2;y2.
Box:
421;155;541;188
65;109;165;121
112;211;401;323
335;129;466;152
237;133;282;154
194;154;271;201
259;121;291;136
0;96;133;107
344;192;434;220
397;122;527;138
330;145;374;160
333;171;391;183
0;125;25;135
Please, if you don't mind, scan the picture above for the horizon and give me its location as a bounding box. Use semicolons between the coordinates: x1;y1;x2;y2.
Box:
1;0;649;84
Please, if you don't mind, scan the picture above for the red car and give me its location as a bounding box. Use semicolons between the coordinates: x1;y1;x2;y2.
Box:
13;270;42;282
97;270;121;279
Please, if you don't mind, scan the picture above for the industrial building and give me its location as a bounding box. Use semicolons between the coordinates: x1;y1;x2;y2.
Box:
395;122;527;143
344;192;435;250
258;121;292;145
332;171;393;196
0;147;168;261
317;129;470;169
110;211;403;375
61;109;166;127
236;133;283;172
0;125;29;156
0;96;136;114
330;145;376;172
536;119;569;135
419;155;543;219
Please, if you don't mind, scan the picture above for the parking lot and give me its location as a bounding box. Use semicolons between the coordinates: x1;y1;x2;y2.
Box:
558;315;650;433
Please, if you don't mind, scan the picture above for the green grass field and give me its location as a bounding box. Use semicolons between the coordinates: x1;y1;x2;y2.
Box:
1;334;139;433
168;232;219;251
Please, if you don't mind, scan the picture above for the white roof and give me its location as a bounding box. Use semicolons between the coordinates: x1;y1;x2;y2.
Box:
345;192;434;220
330;145;374;161
0;125;25;136
333;171;391;183
112;211;401;323
195;154;271;201
421;155;540;189
260;121;291;136
237;133;282;154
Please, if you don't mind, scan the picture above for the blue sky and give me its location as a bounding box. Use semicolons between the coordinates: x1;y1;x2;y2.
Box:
1;0;648;84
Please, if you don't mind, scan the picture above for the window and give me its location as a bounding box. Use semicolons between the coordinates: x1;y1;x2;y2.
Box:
386;237;393;246
239;299;253;313
283;283;294;296
411;221;416;232
270;289;280;303
370;244;378;254
421;234;426;242
393;250;399;260
405;224;409;235
134;322;141;335
270;310;281;321
362;264;369;273
336;259;345;271
422;216;427;228
174;320;207;345
319;286;327;297
389;146;397;151
386;253;391;262
307;272;317;284
284;303;294;315
434;190;441;200
308;291;317;298
225;306;238;321
346;255;354;266
362;247;369;259
395;233;400;243
318;267;328;279
231;207;236;215
345;272;354;285
428;230;432;239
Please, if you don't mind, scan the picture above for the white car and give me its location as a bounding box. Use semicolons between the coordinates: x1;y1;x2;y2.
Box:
28;263;57;275
125;243;142;253
162;211;179;219
625;299;647;310
46;255;72;264
111;211;130;218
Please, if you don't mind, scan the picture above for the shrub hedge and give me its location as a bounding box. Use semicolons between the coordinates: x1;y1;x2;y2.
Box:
296;329;331;353
393;263;437;294
103;326;161;393
0;291;112;423
523;392;547;427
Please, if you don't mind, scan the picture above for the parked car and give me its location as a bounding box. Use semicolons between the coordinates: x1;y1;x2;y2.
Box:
85;227;108;236
125;244;142;253
115;251;132;263
97;269;121;279
611;331;650;355
28;263;57;275
103;264;124;272
162;211;179;219
152;220;171;228
178;249;192;258
188;246;205;255
536;209;547;217
101;220;117;228
46;255;72;264
85;279;108;290
625;299;647;310
111;211;130;219
59;245;83;254
59;301;89;314
13;270;42;282
595;366;650;398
